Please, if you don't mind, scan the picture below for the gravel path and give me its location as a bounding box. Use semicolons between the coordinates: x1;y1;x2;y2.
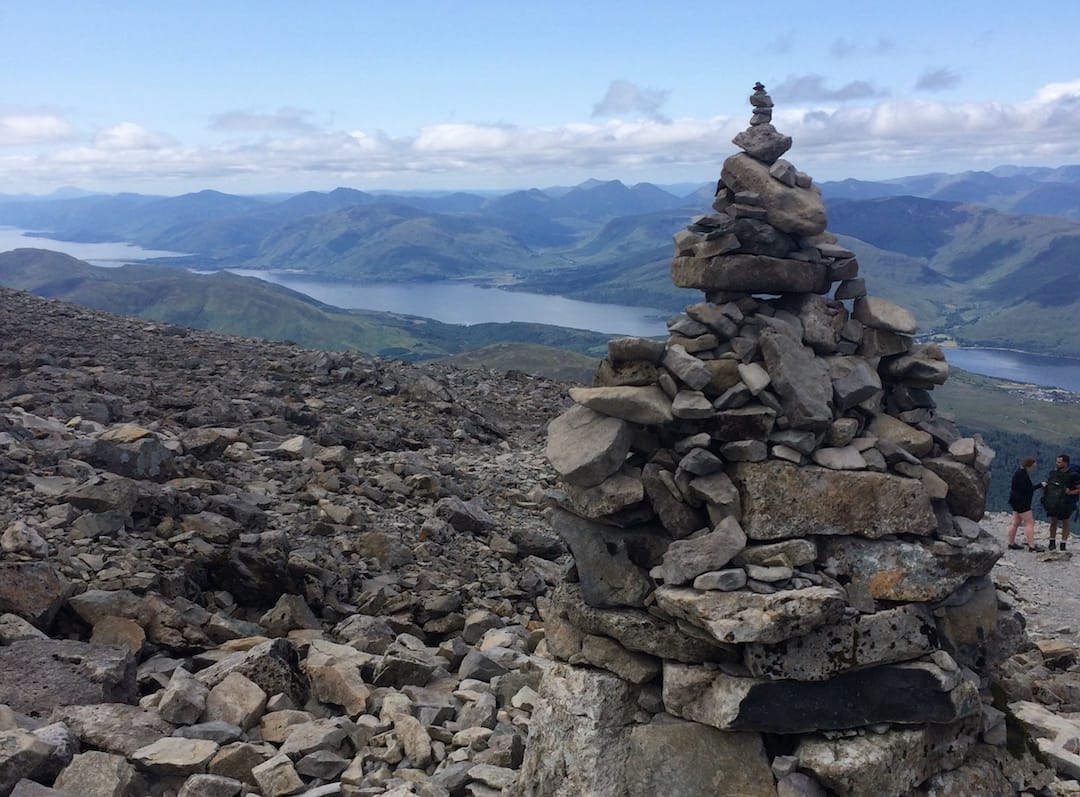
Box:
983;511;1080;641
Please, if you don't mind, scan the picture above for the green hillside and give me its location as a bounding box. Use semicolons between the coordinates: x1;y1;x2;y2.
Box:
830;199;1080;355
935;368;1080;512
245;203;555;280
0;249;612;359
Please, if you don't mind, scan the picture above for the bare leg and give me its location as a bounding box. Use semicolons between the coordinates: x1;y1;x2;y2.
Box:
1050;518;1060;544
1064;518;1071;548
1022;511;1036;547
1007;512;1021;545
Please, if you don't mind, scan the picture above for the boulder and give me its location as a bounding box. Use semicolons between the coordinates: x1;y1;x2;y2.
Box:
0;640;135;717
729;461;937;540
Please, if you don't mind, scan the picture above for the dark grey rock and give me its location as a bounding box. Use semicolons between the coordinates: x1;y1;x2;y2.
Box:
0;640;136;717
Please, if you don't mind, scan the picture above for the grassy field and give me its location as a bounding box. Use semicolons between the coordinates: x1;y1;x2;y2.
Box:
936;369;1080;441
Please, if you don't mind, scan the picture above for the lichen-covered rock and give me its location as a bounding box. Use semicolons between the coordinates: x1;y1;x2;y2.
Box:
796;715;981;797
743;604;937;680
652;585;846;645
816;532;1001;603
730;461;937;540
515;663;777;797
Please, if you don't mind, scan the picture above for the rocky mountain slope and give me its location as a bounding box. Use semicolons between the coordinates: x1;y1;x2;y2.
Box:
3;285;1080;797
0;286;575;796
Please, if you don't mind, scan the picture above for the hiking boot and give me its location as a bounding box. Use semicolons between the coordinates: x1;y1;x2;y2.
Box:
1031;545;1047;552
1062;541;1068;551
1008;543;1023;550
1049;540;1057;550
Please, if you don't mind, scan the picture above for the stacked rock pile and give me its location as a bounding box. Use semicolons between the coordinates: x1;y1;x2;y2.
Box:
522;85;1045;796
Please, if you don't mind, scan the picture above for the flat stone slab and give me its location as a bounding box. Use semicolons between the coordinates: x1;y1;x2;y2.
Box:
652;585;846;645
515;663;777;797
664;658;980;734
729;461;937;540
130;737;219;775
672;254;828;294
0;639;135;717
552;583;736;665
568;385;673;426
743;604;937;680
816;532;1002;603
796;714;981;796
50;704;173;756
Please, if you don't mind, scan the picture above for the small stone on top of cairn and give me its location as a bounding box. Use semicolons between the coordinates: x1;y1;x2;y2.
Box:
733;82;791;164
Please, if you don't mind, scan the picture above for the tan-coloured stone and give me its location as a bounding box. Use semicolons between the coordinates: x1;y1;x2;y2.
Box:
250;753;304;797
730;461;936;540
89;616;145;654
652;585;846;644
868;414;933;457
569;385;673;425
797;715;980;796
852;296;917;334
130;738;219;776
54;750;137;797
203;672;267;731
720;152;827;236
545;404;632;488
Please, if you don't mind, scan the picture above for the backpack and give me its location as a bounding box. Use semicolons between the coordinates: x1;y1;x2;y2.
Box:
1069;463;1080;509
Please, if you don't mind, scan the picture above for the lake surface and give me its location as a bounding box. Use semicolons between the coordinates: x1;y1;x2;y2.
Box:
0;226;187;266
945;348;1080;393
5;226;1080;389
227;269;669;337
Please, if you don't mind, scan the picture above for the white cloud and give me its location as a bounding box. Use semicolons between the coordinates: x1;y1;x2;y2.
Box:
7;79;1080;192
592;80;671;122
414;124;514;152
1032;79;1080;104
0;114;72;145
94;122;173;151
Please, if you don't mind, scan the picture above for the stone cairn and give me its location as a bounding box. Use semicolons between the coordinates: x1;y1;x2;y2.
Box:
516;85;1030;797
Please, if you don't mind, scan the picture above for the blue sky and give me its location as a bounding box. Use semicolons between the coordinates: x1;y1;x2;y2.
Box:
3;0;1079;195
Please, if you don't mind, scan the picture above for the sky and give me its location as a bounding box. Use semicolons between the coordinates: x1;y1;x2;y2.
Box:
3;0;1080;196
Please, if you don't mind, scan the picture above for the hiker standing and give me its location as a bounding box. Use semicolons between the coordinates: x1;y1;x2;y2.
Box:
1007;457;1044;551
1041;454;1080;550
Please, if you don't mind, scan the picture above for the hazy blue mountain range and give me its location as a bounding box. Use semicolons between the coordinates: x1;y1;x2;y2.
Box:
2;164;1080;355
816;164;1080;217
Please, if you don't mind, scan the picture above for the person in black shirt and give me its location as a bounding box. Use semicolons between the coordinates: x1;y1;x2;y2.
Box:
1042;453;1080;551
1007;457;1044;551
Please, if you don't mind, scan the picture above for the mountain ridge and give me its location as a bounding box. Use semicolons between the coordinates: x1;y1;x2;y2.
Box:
4;165;1080;356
